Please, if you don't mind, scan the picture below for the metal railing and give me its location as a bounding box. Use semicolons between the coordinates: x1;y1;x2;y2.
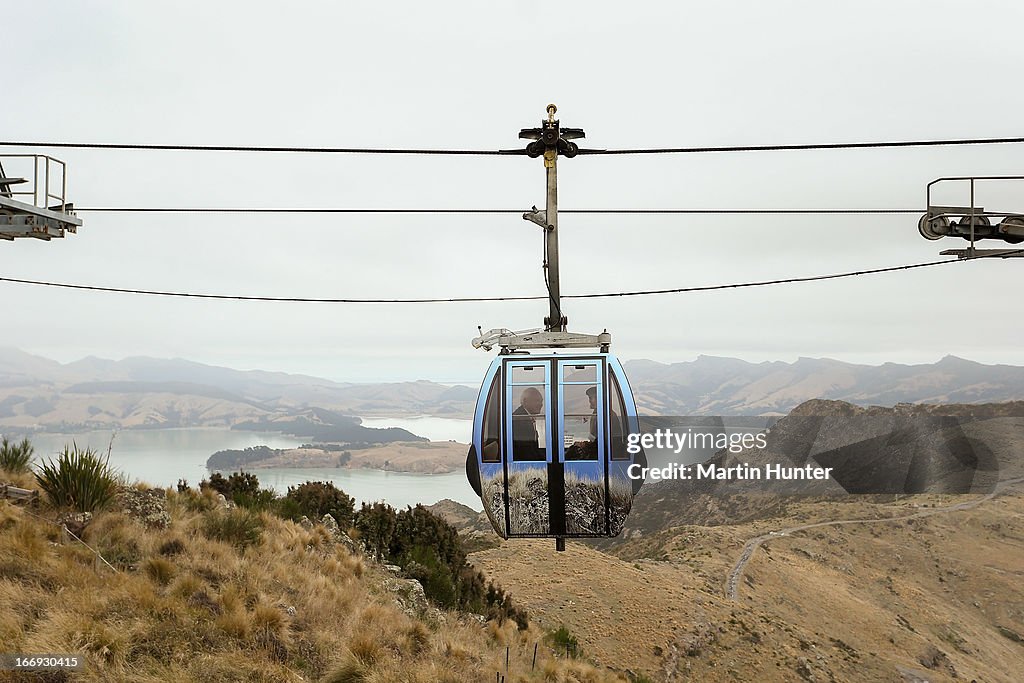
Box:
0;154;69;211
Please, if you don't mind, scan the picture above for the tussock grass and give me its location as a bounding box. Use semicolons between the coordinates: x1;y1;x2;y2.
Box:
157;536;185;556
0;485;627;683
201;507;264;548
142;556;176;585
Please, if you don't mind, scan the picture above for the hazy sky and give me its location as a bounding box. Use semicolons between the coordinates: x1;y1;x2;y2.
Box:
3;1;1024;383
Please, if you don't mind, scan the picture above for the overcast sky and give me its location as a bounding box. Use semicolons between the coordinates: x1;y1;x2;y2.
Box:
3;1;1024;383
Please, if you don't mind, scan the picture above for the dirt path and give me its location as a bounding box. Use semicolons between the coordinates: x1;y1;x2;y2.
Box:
725;477;1024;600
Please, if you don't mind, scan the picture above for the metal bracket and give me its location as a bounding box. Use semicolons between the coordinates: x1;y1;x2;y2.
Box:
523;206;549;229
940;248;1024;259
473;327;611;353
0;214;76;240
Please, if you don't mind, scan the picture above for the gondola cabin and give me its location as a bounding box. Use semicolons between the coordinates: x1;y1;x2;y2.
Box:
466;351;646;547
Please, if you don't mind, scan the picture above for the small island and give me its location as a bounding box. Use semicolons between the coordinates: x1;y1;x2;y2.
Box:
207;441;467;474
208;409;468;474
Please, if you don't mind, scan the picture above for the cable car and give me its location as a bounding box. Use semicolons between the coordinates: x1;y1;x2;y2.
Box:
467;104;647;549
466;330;646;550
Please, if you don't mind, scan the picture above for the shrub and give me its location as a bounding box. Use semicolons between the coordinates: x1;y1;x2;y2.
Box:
548;626;580;658
225;471;261;498
200;472;231;496
283;481;355;527
202;508;264;548
401;545;458;608
0;436;33;473
201;471;278;510
482;577;529;629
274;496;302;520
349;501;528;626
233;487;278;511
392;504;464;570
34;443;120;512
353;501;396;558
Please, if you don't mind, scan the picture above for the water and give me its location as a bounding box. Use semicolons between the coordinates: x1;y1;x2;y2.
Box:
25;426;481;511
358;416;472;443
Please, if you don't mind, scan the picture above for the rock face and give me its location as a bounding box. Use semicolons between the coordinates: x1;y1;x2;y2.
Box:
385;575;430;615
117;486;171;529
321;512;340;536
612;399;1024;536
320;513;357;552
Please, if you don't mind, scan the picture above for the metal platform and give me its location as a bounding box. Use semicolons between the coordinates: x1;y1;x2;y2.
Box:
0;155;81;241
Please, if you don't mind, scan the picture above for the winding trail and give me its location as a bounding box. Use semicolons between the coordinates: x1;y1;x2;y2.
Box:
725;477;1024;600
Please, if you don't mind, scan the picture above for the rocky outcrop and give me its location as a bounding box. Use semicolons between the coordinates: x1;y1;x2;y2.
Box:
58;511;93;537
320;513;357;553
117;486;171;529
613;399;1023;536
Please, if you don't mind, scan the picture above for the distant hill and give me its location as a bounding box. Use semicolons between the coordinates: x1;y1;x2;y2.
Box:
0;348;476;432
624;354;1024;415
4;348;1024;433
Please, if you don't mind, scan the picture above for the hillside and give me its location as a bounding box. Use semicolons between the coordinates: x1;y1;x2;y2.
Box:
469;400;1024;680
619;400;1024;534
473;487;1024;682
0;475;626;682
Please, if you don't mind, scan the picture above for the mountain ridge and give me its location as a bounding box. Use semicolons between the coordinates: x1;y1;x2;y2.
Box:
4;349;1024;432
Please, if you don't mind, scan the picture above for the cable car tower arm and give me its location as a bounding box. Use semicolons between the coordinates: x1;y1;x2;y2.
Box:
474;105;609;355
520;104;585;334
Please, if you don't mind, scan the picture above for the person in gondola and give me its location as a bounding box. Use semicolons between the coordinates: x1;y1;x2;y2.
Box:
587;386;599;440
577;385;622;458
563;385;599;460
512;387;545;460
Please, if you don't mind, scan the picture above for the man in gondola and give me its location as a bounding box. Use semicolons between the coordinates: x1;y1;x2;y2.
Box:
585;385;622;450
587;386;599;440
512;387;544;460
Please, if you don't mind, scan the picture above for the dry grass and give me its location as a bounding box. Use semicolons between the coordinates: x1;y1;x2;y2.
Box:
0;487;625;682
0;467;36;488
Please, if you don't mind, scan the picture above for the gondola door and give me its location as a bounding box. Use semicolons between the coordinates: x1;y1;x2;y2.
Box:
557;359;607;536
503;359;552;536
